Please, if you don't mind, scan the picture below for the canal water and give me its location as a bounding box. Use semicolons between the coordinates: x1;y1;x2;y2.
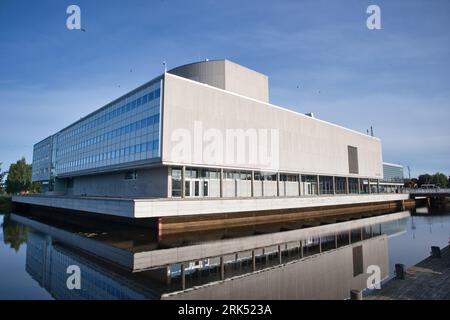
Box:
0;207;449;300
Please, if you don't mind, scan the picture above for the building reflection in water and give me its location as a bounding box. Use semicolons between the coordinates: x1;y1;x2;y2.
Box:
12;211;409;300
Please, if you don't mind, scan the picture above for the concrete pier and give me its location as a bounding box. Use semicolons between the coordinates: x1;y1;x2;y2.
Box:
13;193;410;220
368;245;450;300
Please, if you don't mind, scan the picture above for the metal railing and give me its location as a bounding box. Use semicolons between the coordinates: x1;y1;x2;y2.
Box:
404;188;450;194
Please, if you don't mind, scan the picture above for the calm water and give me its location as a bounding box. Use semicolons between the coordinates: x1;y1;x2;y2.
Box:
0;207;449;300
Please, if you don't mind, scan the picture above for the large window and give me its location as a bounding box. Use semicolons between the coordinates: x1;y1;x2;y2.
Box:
335;177;347;194
224;170;252;180
360;178;369;194
171;168;182;197
302;175;318;196
348;178;359;194
319;176;334;195
261;172;277;181
280;174;299;182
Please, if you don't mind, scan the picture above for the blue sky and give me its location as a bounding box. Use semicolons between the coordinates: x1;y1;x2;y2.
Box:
0;0;449;178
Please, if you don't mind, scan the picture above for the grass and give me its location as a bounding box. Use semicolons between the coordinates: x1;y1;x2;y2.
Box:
0;195;12;213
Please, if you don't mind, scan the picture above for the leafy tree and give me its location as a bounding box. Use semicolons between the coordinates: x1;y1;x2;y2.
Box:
430;172;448;188
418;173;449;188
1;213;28;252
5;158;33;195
418;174;431;186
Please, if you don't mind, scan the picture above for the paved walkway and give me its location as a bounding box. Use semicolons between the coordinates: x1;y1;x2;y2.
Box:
368;245;450;300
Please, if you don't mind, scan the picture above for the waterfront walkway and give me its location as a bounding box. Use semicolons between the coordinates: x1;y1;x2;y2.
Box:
368;245;450;300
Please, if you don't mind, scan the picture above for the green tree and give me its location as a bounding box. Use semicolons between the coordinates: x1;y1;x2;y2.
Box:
430;172;449;188
1;213;28;252
5;158;33;195
418;173;449;188
418;174;431;186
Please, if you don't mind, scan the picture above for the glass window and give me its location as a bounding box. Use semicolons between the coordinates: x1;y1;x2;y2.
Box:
124;170;137;180
348;178;359;194
319;176;334;195
335;177;347;194
302;175;318;196
360;178;369;194
171;168;182;197
203;181;209;197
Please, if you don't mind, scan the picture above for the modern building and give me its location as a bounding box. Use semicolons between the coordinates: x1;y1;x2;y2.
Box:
31;59;386;199
380;162;404;193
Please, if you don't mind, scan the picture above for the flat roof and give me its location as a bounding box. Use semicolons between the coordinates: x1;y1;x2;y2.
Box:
383;162;403;168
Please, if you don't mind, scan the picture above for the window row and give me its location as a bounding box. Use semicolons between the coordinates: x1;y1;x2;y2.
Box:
56;139;160;171
59;87;161;142
57;114;160;157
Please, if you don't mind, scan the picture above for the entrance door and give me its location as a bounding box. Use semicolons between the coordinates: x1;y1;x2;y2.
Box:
186;179;203;197
304;182;313;196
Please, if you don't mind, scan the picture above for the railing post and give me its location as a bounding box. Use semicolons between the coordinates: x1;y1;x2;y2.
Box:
181;166;186;198
298;174;302;197
180;262;186;290
276;172;280;197
220;168;223;198
317;175;320;196
251;170;254;198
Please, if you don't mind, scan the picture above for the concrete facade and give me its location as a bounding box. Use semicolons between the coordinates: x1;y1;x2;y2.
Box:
168;60;269;103
162;72;383;177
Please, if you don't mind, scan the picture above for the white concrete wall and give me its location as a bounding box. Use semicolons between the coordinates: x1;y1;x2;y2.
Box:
168;60;269;102
284;181;300;197
223;180;236;198
162;73;383;179
263;181;278;197
253;181;263;197
236;180;252;197
134;194;409;218
208;179;221;197
224;60;269;103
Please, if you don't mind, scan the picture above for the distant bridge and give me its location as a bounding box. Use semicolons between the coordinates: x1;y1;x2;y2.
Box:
406;189;450;198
